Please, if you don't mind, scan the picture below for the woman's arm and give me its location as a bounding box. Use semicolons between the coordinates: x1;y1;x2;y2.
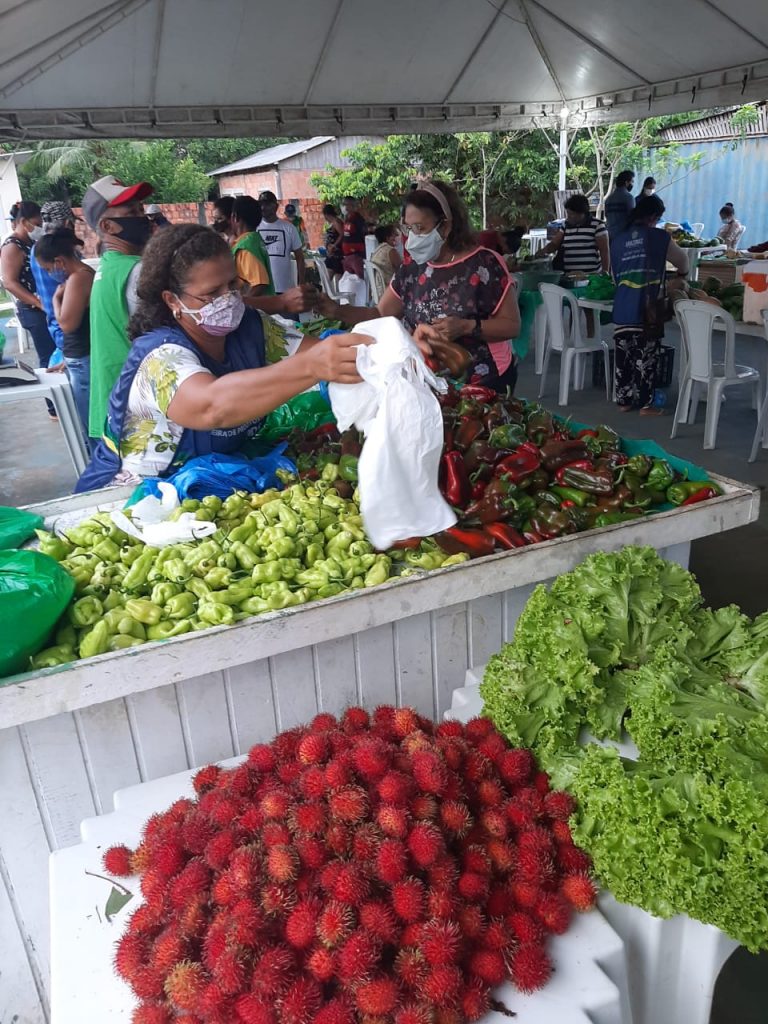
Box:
596;232;610;273
315;287;404;325
389;247;402;271
166;333;368;431
55;270;93;334
537;230;564;257
666;240;690;276
418;284;521;346
1;244;41;308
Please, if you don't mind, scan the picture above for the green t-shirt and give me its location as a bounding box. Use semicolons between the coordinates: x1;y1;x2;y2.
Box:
88;250;140;437
232;231;275;295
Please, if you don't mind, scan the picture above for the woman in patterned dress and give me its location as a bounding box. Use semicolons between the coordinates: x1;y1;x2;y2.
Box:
76;224;370;490
317;181;520;392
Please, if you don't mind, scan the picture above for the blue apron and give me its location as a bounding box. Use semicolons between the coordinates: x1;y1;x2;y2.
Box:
610;225;670;327
76;309;268;492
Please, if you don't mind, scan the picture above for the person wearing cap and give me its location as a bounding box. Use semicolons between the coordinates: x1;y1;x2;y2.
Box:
257;191;305;294
340;196;368;278
146;204;171;231
30;201;81;366
283;203;307;247
83;174;153;438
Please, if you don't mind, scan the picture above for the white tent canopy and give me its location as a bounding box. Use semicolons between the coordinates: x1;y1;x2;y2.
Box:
1;0;767;140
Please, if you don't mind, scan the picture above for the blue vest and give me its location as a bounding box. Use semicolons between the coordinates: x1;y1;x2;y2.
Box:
610;226;670;327
76;309;267;492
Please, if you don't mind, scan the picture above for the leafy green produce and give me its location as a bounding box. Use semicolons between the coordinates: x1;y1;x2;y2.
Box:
481;546;768;949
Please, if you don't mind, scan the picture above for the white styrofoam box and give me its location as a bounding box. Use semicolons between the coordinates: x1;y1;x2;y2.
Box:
447;677;739;1024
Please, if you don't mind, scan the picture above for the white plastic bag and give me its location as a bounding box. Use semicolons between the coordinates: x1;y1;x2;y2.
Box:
110;482;218;548
337;271;367;306
328;317;457;549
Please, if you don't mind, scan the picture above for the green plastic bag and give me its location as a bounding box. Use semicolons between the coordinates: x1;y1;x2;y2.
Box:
0;550;75;678
0;506;44;548
258;391;334;445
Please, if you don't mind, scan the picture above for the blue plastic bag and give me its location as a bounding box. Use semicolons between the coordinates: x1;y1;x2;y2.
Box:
131;446;297;503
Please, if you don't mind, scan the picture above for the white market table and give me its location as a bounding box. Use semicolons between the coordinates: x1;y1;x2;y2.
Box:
0;368;89;475
447;675;739;1024
50;759;632;1024
0;475;759;1023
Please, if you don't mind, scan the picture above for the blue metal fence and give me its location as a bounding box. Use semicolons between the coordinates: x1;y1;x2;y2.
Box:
643;138;768;247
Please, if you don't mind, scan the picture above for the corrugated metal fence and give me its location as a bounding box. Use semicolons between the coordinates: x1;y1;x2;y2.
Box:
646;138;768;246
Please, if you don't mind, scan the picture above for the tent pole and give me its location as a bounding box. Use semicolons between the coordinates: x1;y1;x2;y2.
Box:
558;109;569;191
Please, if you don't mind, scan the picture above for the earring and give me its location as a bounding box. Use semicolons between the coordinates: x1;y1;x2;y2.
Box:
173;309;181;319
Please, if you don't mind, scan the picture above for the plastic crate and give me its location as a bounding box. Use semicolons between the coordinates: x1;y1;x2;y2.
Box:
593;344;675;388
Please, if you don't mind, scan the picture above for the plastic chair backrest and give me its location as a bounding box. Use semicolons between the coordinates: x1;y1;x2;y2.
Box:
539;283;581;352
315;259;338;299
735;224;747;246
690;223;705;239
675;299;736;380
364;260;387;305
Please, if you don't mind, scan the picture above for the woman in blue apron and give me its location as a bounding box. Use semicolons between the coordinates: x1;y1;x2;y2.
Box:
77;224;367;492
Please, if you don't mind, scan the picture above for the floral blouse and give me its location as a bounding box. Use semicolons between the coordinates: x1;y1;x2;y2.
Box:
390;247;512;380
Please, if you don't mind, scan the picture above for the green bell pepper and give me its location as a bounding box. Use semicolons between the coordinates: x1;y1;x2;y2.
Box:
204;566;233;590
593;509;644;527
79;621;111;658
441;553;471;566
124;598;164;626
338;455;359;482
68;595;104;627
93;537;121;563
240;595;270;615
109;635;146;651
305;542;325;567
120;545;143;567
321;461;341;483
317;582;346;598
197;601;235;626
364;556;391;587
147;620;193;640
626;454;653;478
35;531;72;561
185;577;211;600
666;480;720;505
30;644;75;668
230;541;258;571
166;592;197;619
151;581;182;605
161;557;189;582
122;547;159;590
102;589;125;611
251;561;284;585
214;582;254;606
201;495;223;514
647;459;675;492
549;485;592;508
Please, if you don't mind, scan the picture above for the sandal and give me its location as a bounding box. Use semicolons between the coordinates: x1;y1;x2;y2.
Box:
639;406;665;417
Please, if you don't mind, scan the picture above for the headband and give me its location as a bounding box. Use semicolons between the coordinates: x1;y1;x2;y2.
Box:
418;182;452;222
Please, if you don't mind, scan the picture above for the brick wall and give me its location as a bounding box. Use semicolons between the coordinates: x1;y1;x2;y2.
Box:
72;201;216;256
217;168;331;248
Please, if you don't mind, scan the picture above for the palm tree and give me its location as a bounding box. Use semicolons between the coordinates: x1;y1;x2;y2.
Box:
24;140;147;201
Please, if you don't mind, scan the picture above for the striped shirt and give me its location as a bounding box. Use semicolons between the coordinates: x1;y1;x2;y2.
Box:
560;216;607;274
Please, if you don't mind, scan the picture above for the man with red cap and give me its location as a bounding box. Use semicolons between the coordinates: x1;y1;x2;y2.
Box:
83;174;153;437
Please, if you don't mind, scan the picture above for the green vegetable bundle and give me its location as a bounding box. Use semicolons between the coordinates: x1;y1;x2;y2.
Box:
481;546;768;949
29;484;466;671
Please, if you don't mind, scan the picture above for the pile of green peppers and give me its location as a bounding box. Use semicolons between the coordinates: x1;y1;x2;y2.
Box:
31;483;467;669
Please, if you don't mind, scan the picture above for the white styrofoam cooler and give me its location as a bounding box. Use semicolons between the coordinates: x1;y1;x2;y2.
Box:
446;677;739;1024
0;474;757;1023
50;759;633;1024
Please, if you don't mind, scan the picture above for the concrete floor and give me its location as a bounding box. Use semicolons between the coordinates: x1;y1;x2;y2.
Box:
1;320;766;1022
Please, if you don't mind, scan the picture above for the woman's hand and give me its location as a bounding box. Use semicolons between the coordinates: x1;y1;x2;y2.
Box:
429;316;471;342
280;284;319;315
48;360;68;374
306;333;371;384
412;325;472;376
314;292;342;320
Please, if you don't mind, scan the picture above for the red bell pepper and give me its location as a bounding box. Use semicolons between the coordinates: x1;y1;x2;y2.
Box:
681;486;720;506
522;524;545;544
495;448;541;483
459;384;497;404
540;439;590;471
390;537;422;549
554;459;593;484
470;480;487;500
576;428;599;438
454;416;485;451
484;522;527;549
440;450;471;508
435;527;495;558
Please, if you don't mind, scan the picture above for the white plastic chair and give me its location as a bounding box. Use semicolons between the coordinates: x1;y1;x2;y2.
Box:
527;228;547;255
364;260;387;305
749;309;768;462
538;283;611;405
672;300;760;450
315;259;340;300
690;222;705;239
735;223;747;247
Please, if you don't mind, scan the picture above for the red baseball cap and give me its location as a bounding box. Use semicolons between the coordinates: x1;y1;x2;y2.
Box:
82;175;153;230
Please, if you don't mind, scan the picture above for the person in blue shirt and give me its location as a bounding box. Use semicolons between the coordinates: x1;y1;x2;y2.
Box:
30;201;83;362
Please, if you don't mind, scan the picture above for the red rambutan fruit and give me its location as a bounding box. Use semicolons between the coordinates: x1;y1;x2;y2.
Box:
151;927;188;976
436;720;464;739
203;830;239;871
325;759;352;789
476;779;505;808
250;944;295;996
235;992;277;1024
229;898;265;947
229;845;262;888
372;704;397;733
437;739;464;772
394;947;427;989
152;839;186;880
556;843;592;874
460;979;491;1022
462;846;491;875
298;732;330;766
498;748;534;787
325;821;353;856
103;844;134;877
418;920;461;966
316;899;355;948
140;867;168;906
457;871;489;903
456;904;486;940
510;879;539;910
516;845;553;885
260;882;297;918
127;903;164;939
427;887;458;919
352;822;382;862
411;750;449;796
271;727;306;763
486;885;514;918
318;861;343;894
518;825;554;855
208;797;244;829
434;1008;462;1024
312;999;356;1024
477;734;507;765
212;869;242;907
479;809;508;840
561;873;597;911
465;717;495;742
360;900;400;944
202;919;228;970
407;822;443;868
310;711;338;732
131;965;166;1001
551;820;573;844
439;801;472;837
266;844;299;884
114;931;148;983
329;784;369;824
213;946;248;995
506;910;544;945
377;770;413;805
377;803;409;838
307;945;338;982
180;813;216;856
535;891;572;935
337;930;382;983
391;878;426;923
395;1003;434;1024
422;965;462;1006
511;943;552;993
260;788;292;821
289;801;327;838
341;706;370;733
486;839;516;874
277;761;304;787
375;839;408;884
469;949;506;986
355;977;399;1016
193;764;222;794
333;863;371;904
427;855;459;890
131;842;152;875
298;765;328;800
295;836;328;870
278;977;323;1024
462;750;493;784
285;899;321;950
352;737;391;780
532;770;550;795
261;821;292;848
238;807;265;840
391;707;420;738
482;919;513;956
130;1005;173;1024
164;961;205;1012
543;790;576;821
197;981;232;1020
409;794;439;822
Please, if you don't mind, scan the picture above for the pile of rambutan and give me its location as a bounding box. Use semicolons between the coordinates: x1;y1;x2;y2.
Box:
103;706;597;1024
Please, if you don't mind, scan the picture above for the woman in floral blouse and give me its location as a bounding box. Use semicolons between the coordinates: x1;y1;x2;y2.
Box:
318;181;520;390
76;224;369;490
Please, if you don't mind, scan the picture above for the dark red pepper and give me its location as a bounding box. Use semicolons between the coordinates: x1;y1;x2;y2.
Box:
454;416;485;451
463;476;521;524
440;450;471;508
558;465;614;496
597;451;629;471
459;384;497;404
540;439;590;471
340;429;362;457
464;439;509;474
494;448;541;483
390;537;422;549
470;480;487;500
530;505;577;539
484;522;527;549
435;527;495;558
522;523;545;544
681;486;719;506
554;459;593;484
576;429;599;439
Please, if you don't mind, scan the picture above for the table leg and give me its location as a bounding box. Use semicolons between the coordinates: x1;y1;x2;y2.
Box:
48;384;88;476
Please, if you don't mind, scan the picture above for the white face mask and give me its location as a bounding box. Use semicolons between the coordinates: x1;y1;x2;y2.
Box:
177;291;245;336
405;227;444;265
28;224;44;241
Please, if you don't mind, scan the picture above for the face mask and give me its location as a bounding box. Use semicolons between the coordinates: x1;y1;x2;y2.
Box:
110;215;152;249
178;290;245;336
405;227;444;265
28;224;44;241
49;266;69;284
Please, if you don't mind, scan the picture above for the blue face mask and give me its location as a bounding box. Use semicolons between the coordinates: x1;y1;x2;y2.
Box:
49;266;68;284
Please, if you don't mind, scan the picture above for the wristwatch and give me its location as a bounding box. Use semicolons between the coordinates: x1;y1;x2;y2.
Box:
470;316;484;343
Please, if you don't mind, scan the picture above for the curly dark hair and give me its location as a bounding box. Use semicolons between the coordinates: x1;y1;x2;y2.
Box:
128;224;232;340
35;227;85;262
9;200;41;223
404;181;475;251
